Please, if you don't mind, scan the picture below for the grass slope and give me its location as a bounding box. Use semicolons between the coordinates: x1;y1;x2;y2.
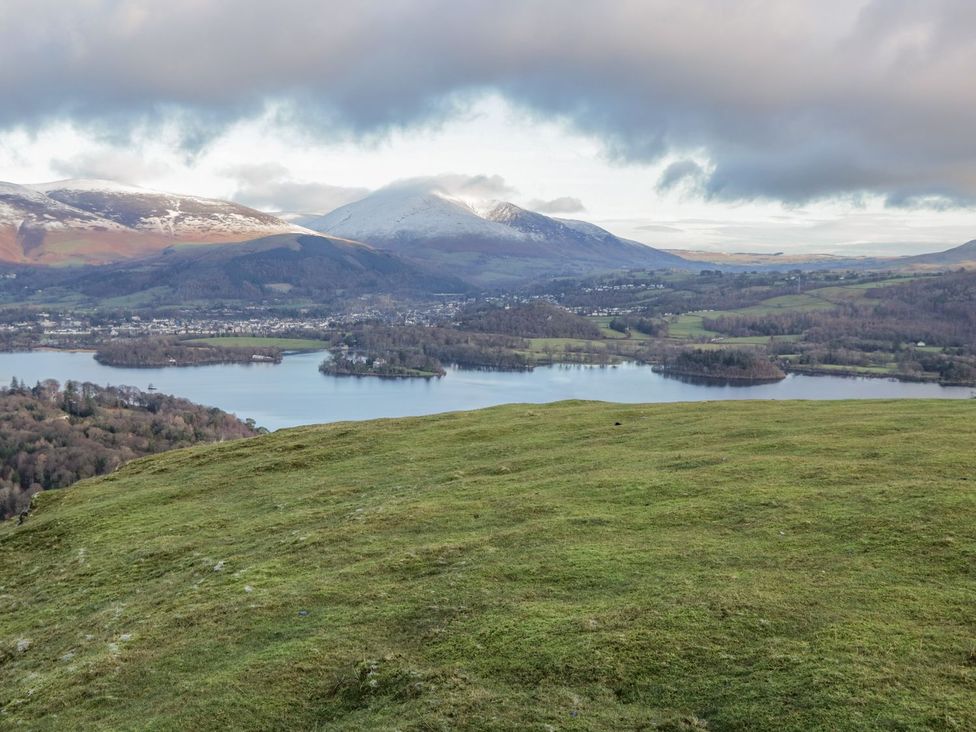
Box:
1;400;975;730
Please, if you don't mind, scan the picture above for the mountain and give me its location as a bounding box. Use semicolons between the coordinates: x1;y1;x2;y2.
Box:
0;179;308;265
899;239;976;268
308;187;690;285
0;181;131;263
2;399;973;729
15;233;470;305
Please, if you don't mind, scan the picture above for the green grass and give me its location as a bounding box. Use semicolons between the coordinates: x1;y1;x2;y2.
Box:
587;317;655;341
2;400;976;730
730;293;836;316
185;336;329;350
667;313;721;339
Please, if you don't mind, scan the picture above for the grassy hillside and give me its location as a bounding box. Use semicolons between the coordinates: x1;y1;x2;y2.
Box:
2;400;975;730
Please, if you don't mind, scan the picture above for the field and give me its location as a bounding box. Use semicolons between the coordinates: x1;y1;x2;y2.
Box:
664;283;894;344
184;336;329;350
2;399;975;730
658;277;927;358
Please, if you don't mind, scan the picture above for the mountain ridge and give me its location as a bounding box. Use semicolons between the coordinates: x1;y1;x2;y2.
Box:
310;187;690;284
0;179;308;265
6;233;471;305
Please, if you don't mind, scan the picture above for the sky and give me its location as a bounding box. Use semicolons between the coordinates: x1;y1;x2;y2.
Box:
1;0;975;255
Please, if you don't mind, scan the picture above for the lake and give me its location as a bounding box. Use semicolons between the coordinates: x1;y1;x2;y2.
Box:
2;350;972;431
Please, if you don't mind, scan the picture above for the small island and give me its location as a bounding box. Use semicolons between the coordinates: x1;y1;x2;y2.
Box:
95;338;283;368
655;348;786;382
320;351;445;379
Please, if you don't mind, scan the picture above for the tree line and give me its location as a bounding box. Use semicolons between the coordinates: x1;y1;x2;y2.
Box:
322;324;535;374
95;338;282;367
459;301;602;339
0;379;258;520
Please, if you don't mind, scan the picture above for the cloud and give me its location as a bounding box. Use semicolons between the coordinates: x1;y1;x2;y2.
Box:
527;196;585;214
2;1;976;204
635;223;684;233
385;173;515;199
49;150;173;185
656;160;705;193
883;189;974;211
224;163;369;213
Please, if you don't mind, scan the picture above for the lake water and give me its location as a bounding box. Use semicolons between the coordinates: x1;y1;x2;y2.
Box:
2;350;972;431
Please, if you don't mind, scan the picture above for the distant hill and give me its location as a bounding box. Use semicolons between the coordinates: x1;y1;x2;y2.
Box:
2;399;974;729
309;185;690;285
0;179;307;265
665;249;886;267
36;233;471;304
899;239;976;269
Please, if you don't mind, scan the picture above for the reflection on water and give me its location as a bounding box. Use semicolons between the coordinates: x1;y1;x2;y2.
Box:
2;350;972;431
655;371;786;387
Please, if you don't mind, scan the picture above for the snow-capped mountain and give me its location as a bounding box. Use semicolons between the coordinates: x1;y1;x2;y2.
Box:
0;179;309;265
309;187;517;243
308;187;689;284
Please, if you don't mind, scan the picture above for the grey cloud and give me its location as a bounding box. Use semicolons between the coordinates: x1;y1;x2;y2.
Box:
224;163;369;213
656;160;705;192
528;196;585;214
883;189;975;211
2;1;976;204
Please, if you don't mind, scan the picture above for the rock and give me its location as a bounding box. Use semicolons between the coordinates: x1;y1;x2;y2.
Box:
16;638;30;653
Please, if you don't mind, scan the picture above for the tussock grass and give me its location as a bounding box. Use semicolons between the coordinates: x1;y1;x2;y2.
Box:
1;400;974;730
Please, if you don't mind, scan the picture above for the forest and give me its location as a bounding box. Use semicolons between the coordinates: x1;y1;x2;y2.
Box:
0;380;258;520
459;301;602;339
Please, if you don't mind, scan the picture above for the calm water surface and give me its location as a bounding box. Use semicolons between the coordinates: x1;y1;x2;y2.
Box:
1;350;971;431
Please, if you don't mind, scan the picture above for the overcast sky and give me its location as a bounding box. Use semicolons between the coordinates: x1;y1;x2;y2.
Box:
1;0;975;254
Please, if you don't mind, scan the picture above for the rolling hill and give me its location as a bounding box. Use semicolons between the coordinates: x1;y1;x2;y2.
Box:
2;399;974;730
309;186;691;285
0;180;307;265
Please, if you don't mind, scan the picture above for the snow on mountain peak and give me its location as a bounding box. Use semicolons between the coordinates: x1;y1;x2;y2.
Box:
28;179;155;195
312;185;517;242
